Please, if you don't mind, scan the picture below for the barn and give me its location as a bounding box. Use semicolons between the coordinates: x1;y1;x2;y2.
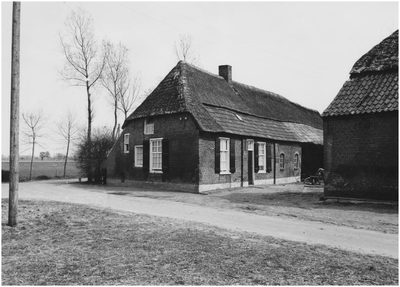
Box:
106;61;323;192
322;30;398;201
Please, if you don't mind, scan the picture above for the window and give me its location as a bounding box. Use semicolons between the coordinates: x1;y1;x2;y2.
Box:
144;118;154;135
123;134;130;153
135;145;143;167
220;138;230;174
247;139;254;151
150;138;162;172
280;153;285;169
294;153;299;170
258;142;266;173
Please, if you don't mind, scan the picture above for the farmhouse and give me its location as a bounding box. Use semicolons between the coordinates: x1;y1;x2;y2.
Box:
106;61;323;192
322;30;398;201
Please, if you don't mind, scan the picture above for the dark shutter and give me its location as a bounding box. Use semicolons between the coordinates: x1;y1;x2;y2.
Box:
215;138;221;174
254;142;259;173
143;139;150;174
266;143;272;173
230;139;235;173
162;139;169;181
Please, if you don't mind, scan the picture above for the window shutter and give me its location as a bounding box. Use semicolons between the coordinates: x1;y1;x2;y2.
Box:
142;139;150;174
162;139;169;181
266;143;272;173
215;138;221;174
254;142;260;173
230;139;236;173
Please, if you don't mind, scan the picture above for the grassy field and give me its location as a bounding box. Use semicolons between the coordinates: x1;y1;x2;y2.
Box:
2;199;398;285
2;161;82;182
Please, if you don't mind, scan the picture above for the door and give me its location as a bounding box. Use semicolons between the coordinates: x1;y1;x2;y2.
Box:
248;151;254;185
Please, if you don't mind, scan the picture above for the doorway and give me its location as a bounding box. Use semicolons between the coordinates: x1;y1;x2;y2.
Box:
248;151;254;185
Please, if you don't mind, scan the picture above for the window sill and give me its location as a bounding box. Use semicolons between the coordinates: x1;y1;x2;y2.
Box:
150;170;163;174
135;165;143;168
258;170;266;174
219;171;231;175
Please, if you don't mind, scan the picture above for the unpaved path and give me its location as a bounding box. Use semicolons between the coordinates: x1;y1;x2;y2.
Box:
2;180;398;259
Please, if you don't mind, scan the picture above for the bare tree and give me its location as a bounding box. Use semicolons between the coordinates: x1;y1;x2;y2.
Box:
102;42;130;140
55;109;80;178
59;7;108;181
22;109;48;181
118;73;142;120
174;34;199;65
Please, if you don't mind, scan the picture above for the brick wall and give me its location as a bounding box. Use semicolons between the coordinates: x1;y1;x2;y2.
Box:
274;143;302;181
106;112;200;184
107;114;314;191
198;133;242;186
323;111;398;200
198;133;302;187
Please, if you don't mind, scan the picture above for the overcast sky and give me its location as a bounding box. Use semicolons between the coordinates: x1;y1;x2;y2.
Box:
1;1;398;157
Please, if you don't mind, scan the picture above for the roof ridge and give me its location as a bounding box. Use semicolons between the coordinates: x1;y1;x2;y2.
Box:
179;60;226;80
350;29;398;75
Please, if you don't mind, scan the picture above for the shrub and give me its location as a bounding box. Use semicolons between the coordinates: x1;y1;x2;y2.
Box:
75;128;115;183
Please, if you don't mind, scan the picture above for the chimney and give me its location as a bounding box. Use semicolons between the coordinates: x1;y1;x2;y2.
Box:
219;65;232;84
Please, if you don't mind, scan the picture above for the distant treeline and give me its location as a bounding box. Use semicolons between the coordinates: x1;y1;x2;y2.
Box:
2;154;76;162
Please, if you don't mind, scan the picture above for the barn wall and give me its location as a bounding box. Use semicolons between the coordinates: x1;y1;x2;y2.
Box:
323;111;398;201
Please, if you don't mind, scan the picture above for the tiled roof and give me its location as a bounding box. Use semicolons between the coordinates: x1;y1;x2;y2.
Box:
125;61;323;143
323;30;399;117
323;73;398;117
205;106;323;144
351;30;398;75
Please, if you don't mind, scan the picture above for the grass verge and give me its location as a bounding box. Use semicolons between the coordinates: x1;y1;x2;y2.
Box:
2;199;398;285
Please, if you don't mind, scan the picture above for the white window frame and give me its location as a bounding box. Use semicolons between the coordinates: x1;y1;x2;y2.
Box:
247;139;254;151
258;142;266;173
150;138;163;173
123;133;130;153
294;153;299;170
280;153;285;170
144;118;154;135
220;138;230;174
134;145;143;167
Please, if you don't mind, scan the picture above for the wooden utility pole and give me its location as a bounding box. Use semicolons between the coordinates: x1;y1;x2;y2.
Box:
9;1;21;227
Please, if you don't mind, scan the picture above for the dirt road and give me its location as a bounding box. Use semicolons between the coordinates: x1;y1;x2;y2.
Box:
2;179;398;259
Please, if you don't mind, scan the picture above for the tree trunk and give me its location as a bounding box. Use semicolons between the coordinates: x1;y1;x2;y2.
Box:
112;97;118;141
63;137;70;178
29;135;35;181
86;81;93;182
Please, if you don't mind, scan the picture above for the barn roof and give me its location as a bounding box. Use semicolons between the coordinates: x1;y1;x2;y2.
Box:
125;61;323;144
350;30;398;75
323;30;398;117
